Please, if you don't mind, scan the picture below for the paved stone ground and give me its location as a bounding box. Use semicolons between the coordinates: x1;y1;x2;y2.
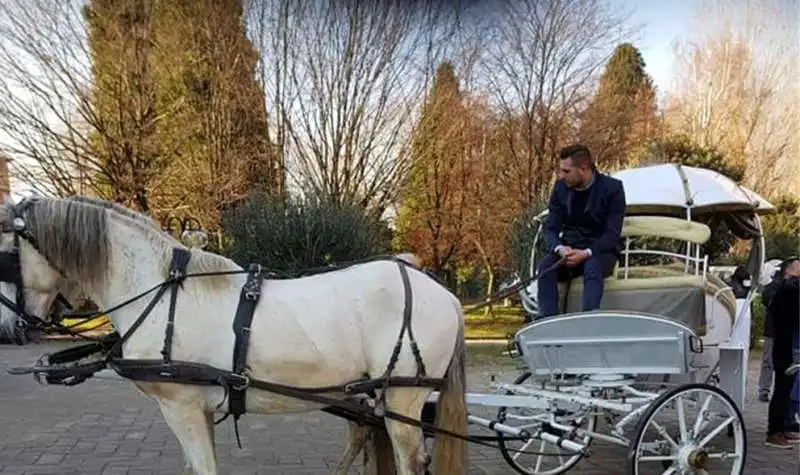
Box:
0;341;796;474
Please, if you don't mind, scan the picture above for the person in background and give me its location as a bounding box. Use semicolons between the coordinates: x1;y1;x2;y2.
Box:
758;268;782;403
765;256;800;449
728;266;750;299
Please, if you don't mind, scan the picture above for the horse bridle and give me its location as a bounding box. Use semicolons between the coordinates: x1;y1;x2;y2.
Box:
0;198;74;343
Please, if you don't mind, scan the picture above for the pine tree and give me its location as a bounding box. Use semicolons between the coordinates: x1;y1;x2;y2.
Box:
579;43;659;169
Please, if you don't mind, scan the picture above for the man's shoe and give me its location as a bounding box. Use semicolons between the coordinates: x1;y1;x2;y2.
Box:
766;433;793;449
784;432;800;444
758;393;770;403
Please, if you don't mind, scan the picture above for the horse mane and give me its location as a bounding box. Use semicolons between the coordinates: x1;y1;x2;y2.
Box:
67;196;163;231
9;197;240;290
12;197;110;287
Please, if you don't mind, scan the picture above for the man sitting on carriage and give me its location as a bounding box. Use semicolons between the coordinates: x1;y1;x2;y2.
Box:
536;144;626;318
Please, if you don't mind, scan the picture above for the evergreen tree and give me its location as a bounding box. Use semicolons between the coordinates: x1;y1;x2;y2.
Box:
394;62;472;279
84;0;282;226
83;0;167;212
579;43;659;169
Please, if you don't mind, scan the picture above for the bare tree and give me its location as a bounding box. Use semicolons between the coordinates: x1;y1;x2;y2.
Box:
0;0;96;198
474;0;635;206
667;0;800;196
0;0;182;211
245;0;463;213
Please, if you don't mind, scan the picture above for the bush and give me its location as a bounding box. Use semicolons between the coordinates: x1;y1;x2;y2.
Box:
762;194;800;260
219;192;392;273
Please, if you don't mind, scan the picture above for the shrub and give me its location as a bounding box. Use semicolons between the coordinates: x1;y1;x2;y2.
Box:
762;193;800;260
219;192;392;273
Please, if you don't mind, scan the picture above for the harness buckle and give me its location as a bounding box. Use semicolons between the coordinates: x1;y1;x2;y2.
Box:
232;372;250;391
244;290;259;300
169;269;184;280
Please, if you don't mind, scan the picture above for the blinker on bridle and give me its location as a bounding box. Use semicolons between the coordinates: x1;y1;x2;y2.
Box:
0;199;71;344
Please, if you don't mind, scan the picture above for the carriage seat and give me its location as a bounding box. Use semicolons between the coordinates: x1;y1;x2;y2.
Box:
554;216;737;335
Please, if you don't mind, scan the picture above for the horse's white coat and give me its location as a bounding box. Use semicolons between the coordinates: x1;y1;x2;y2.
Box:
0;197;467;475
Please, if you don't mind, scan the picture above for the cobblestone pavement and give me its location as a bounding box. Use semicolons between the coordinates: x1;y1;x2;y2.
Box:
0;341;797;474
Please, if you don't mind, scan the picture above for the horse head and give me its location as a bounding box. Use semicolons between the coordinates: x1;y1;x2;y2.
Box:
0;195;81;343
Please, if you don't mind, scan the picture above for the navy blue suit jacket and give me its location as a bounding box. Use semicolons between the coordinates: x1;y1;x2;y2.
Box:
543;172;626;257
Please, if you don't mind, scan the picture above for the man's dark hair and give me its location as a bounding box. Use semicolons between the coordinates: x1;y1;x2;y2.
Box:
559;144;593;168
780;256;799;275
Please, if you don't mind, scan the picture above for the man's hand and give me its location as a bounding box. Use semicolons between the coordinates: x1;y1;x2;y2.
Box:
565;249;590;267
555;245;573;258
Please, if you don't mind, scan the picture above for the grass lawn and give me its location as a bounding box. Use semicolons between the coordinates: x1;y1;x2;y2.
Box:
463;304;526;340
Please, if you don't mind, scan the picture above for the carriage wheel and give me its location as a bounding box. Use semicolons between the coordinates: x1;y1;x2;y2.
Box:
497;371;596;475
627;383;746;475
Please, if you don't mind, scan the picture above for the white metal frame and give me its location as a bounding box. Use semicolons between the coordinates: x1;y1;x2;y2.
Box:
619;239;709;280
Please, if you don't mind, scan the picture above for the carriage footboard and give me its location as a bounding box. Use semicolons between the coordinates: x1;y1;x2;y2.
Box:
515;311;703;377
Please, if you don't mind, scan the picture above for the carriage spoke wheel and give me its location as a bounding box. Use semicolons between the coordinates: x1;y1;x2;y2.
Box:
627;383;746;475
497;372;596;475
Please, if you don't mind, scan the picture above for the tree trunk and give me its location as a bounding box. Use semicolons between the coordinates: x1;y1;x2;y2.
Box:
473;238;494;318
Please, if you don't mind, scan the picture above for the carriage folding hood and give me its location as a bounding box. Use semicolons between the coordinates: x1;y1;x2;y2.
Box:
612;164;775;286
520;163;776;314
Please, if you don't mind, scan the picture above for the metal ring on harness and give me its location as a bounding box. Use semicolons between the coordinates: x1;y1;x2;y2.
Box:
244;291;258;301
232;373;250;391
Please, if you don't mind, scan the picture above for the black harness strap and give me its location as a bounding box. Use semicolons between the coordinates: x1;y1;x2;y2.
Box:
372;259;428;416
6;252;464;449
104;249;191;362
223;263;264;447
161;248;192;363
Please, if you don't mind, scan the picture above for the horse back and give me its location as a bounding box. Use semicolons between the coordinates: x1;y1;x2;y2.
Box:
244;259;462;387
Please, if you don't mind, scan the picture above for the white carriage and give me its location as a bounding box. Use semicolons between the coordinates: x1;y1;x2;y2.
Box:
453;164;775;474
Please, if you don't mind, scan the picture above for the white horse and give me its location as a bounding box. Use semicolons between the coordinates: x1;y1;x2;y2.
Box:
0;195;468;475
0;196;399;474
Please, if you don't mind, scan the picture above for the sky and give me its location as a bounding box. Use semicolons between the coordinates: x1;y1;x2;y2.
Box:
608;0;698;100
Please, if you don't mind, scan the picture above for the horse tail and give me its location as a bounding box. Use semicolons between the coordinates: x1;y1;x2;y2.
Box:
432;312;468;475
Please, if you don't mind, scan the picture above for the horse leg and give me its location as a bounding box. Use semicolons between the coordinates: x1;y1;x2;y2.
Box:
383;330;468;475
382;388;430;475
157;398;217;475
333;420;370;475
171;414;216;474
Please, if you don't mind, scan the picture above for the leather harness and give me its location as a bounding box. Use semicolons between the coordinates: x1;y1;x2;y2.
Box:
5;241;443;447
